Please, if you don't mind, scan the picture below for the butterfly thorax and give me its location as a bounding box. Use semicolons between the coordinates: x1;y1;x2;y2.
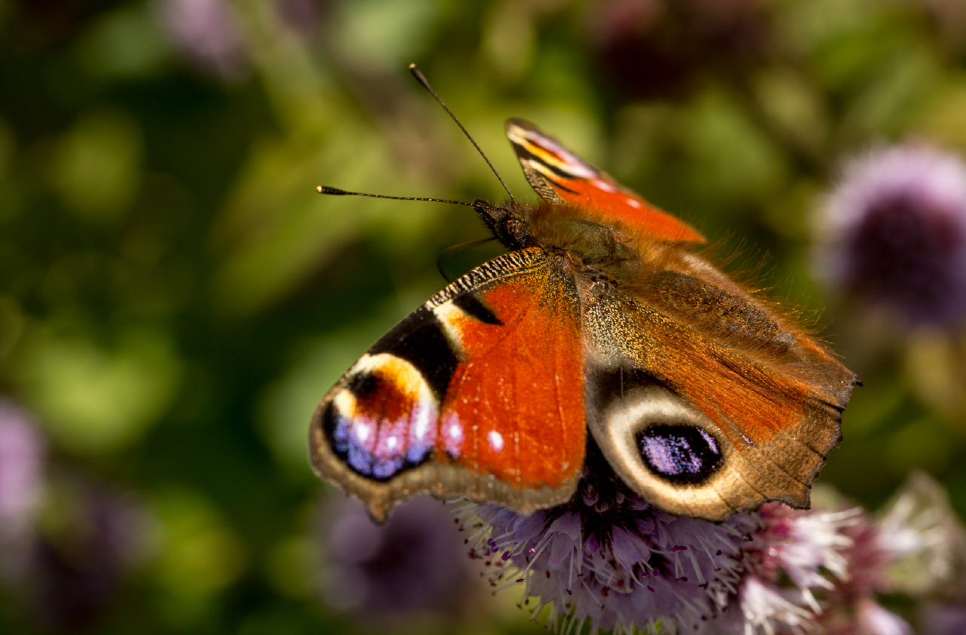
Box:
476;199;672;287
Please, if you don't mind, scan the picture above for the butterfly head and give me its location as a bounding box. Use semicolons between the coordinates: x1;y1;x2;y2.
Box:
472;197;561;253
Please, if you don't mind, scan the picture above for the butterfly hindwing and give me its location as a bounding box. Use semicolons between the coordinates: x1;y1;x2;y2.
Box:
310;248;586;521
506;118;706;245
580;261;856;519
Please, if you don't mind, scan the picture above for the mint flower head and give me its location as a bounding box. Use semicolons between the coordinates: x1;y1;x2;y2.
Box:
458;446;759;633
816;144;966;329
455;447;965;633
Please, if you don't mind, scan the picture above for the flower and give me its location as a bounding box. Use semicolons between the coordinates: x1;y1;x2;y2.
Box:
275;0;327;39
688;501;859;634
334;449;966;633
157;0;248;79
459;443;939;634
800;473;965;634
25;479;150;630
748;503;860;608
921;603;966;635
0;401;47;585
855;599;913;635
735;576;814;634
588;0;772;101
876;472;966;601
459;445;759;633
318;495;481;624
0;401;46;547
0;401;150;629
816;145;966;329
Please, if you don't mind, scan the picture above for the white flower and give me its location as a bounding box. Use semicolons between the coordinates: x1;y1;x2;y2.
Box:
739;576;816;635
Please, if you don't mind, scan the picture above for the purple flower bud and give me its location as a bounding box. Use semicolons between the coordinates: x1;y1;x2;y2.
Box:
817;145;966;329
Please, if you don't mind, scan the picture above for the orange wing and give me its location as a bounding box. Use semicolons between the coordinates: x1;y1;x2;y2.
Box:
310;248;586;521
506;118;706;245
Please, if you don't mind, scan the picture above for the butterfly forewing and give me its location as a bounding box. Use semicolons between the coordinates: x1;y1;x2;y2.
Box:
506;119;707;245
310;248;586;521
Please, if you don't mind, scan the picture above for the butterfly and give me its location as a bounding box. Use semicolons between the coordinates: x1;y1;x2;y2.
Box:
310;109;856;523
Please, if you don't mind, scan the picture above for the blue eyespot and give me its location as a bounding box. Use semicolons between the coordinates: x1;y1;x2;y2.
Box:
636;425;723;484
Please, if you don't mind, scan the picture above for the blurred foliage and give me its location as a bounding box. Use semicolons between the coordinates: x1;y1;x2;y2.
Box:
1;0;965;633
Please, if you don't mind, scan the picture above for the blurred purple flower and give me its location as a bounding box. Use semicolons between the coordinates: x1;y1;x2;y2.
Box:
817;145;966;329
876;471;966;601
0;403;150;629
275;0;327;39
856;600;913;635
158;0;248;79
26;480;149;630
588;0;772;101
0;401;45;544
319;495;480;623
922;603;966;635
811;473;964;634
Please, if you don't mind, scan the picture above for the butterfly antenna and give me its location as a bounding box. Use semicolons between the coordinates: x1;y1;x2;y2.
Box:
408;63;515;202
316;186;477;208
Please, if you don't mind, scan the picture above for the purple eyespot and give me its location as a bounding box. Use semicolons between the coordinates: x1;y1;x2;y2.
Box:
636;425;723;484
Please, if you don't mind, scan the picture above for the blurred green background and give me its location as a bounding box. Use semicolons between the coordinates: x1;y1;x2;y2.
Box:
2;0;965;633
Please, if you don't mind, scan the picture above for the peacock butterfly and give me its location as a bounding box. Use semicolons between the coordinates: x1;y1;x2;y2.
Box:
309;67;856;523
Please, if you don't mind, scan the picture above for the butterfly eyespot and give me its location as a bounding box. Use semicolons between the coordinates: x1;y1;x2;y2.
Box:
323;353;439;481
588;381;737;512
635;425;723;485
